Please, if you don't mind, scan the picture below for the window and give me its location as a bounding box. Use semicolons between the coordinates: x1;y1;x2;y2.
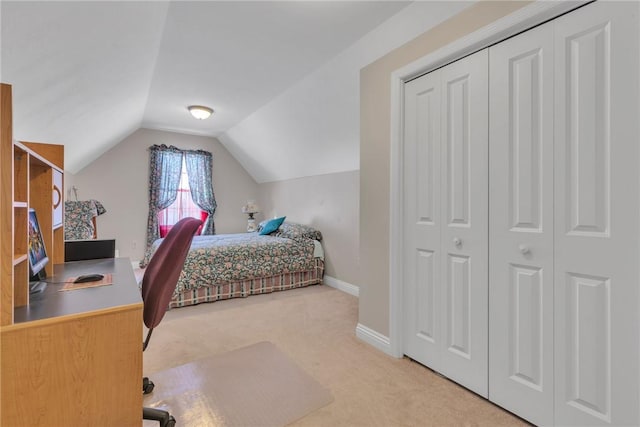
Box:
157;158;207;237
142;144;217;267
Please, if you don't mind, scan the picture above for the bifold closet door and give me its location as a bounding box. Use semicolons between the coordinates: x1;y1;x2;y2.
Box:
488;22;555;426
403;71;442;371
553;2;640;425
403;49;488;398
439;49;488;398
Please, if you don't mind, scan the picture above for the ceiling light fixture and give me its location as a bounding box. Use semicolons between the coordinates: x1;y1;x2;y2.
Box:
188;105;214;120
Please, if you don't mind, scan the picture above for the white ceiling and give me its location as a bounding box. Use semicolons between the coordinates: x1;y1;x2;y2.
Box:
1;1;410;174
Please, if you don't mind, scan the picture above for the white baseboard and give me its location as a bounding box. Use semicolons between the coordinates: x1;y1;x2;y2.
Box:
356;323;396;357
323;275;359;297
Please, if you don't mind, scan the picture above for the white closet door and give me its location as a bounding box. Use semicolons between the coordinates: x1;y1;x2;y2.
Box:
403;71;442;370
439;49;489;398
488;23;555;425
402;49;488;397
554;2;640;425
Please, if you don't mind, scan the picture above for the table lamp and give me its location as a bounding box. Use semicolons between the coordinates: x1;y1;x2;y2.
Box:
242;200;260;232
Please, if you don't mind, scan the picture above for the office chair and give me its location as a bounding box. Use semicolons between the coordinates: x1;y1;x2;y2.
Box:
141;217;202;427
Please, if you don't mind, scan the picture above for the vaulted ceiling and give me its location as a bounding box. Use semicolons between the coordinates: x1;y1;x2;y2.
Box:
1;1;410;175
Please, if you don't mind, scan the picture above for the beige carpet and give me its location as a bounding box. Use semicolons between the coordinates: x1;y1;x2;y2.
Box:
144;341;332;427
143;285;528;426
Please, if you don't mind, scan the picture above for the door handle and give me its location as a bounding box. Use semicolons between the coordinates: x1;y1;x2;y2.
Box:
519;244;530;255
453;237;462;247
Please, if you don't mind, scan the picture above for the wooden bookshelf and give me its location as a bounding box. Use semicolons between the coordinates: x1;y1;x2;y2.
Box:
1;82;142;426
0;83;65;325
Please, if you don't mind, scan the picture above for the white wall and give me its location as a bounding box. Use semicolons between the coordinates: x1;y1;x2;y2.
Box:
66;128;259;262
0;3;3;84
258;170;359;285
359;1;531;336
218;1;472;184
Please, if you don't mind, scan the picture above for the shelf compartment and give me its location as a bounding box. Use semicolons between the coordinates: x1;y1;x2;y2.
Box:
13;260;28;308
14;207;27;259
13;145;28;204
13;254;27;266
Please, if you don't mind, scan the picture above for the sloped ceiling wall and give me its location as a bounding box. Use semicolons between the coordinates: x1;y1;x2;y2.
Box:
219;1;473;183
2;1;169;171
1;1;411;175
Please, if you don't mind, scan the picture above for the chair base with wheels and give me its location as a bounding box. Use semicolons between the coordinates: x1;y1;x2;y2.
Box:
143;376;154;394
143;408;176;427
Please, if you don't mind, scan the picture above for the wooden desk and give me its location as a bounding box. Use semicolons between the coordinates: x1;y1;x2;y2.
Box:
1;258;143;426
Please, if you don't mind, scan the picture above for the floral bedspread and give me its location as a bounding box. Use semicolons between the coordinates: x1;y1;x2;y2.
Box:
151;233;318;294
64;200;107;240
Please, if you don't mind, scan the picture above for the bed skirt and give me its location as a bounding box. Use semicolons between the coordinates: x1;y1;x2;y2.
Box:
169;259;324;308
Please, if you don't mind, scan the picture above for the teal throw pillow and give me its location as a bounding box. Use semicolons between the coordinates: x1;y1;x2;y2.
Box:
259;216;286;235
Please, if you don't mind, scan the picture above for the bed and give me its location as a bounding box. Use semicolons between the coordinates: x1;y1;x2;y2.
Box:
151;221;325;308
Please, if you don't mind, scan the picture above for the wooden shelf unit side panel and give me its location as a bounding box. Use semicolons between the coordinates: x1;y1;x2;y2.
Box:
13;146;28;203
1;83;14;326
54;166;64;264
52;168;63;230
21;141;64;170
29;161;54;268
12;260;28;309
53;227;64;264
14;207;27;262
52;167;64;263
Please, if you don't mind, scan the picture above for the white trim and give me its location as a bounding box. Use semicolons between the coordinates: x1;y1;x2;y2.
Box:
355;323;395;357
389;56;405;357
323;275;359;297
388;0;585;360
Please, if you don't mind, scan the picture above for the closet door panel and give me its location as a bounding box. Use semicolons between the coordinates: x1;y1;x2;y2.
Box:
440;48;489;398
488;23;554;426
554;2;640;425
402;72;442;370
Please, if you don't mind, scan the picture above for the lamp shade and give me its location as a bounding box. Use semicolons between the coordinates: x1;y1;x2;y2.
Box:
188;105;213;120
242;200;260;214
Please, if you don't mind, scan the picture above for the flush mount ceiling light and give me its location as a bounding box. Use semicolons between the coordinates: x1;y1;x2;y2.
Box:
188;105;214;120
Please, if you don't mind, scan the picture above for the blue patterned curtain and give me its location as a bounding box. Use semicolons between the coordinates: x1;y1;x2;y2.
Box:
184;149;217;235
141;145;183;266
